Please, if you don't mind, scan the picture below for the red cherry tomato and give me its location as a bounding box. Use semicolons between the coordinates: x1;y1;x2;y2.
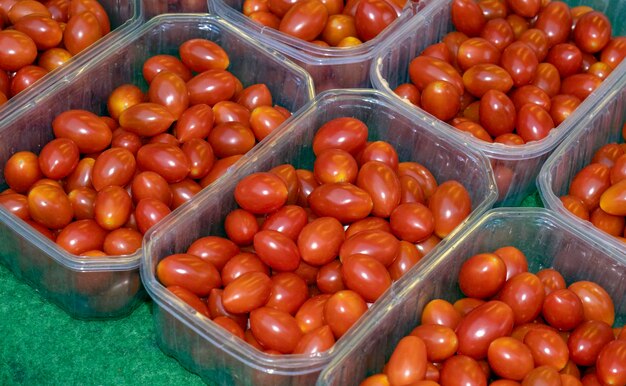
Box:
487;336;534;381
56;219;108;255
135;198;171;234
279;0;328;41
52;109;112;154
385;336;428;385
28;184;73;229
64;11;102;55
456;300;515;360
459;253;507;299
250;307;303;354
523;328;569;370
428;180;471;239
253;229;301;271
157;253;221;297
222;271;272;314
498;272;545;325
235;172;288;214
324;289;368;338
265;272;308;315
297;216;345;266
596;340;626;386
567;320;614;366
440;355;487;386
568;281;615;326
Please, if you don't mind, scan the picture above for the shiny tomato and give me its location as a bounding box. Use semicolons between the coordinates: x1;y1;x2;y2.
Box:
341;253;391;302
457;37;500;71
542;288;585;331
312;117;368;156
157;253;221;297
569;163;611;210
385;336;428;385
0;193;30;220
56;219;107;255
134;197;171;234
567;320;614;366
515;104;554;143
410;324;458;362
179;38;229;72
224;209;258;246
451;0;486;37
295;294;330;333
187;69;237;106
421;80;461;121
440;355;487;386
254;230;301;271
235;172;288;214
596;339;626;386
324;289;368;338
297;216;345;266
456;300;515;359
600;37;626;69
64;11;102;55
208;122;256;158
314;149;359;184
356;161;400;217
220;252;269;286
463;63;514;98
28;184;73;229
52;109;112;154
279;0;328;41
422;299;462;329
568;281;615;326
523;328;569;370
102;227;142;255
265;272;308;315
498;272;545;325
409;55;464;94
168;285;210;318
354;0;396;42
0;30;37;71
222;271;272;314
293;325;335;355
459;253;507;299
573;11;611;54
236;83;272;111
534;1;572;47
249;106;287;141
493;246;528;281
487;336;534;381
480;89;516;137
389;202;435;243
250;307;303;353
600;179;626;216
428;180;471;239
142;55;192;84
3;151;42;193
308;182;373;223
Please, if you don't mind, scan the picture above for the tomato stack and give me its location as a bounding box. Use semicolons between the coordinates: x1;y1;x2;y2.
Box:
360;245;625;386
393;0;625;145
557;123;626;241
0;38;292;257
239;0;406;47
0;0;115;103
155;115;476;355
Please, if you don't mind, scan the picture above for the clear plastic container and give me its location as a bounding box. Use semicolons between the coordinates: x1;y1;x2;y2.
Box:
0;14;314;319
209;0;429;91
0;0;138;119
141;88;497;385
318;207;626;385
371;0;626;206
537;69;626;256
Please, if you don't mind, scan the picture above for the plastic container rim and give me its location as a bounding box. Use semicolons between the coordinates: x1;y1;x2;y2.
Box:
141;87;498;373
371;0;626;161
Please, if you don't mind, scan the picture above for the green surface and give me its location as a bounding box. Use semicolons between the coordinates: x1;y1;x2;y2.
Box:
0;191;543;386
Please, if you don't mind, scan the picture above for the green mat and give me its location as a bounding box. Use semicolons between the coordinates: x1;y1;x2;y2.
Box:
0;191;543;385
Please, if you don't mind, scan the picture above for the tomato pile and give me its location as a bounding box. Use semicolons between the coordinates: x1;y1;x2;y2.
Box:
360;245;626;386
0;38;291;257
241;0;406;47
394;0;626;144
558;123;626;242
156;116;473;355
0;0;113;103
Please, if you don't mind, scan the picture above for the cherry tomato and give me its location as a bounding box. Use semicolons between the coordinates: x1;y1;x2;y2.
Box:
220;252;269;286
265;272;308;314
309;182;373;223
567;320;614;366
254;230;301;271
324;289;368;338
596;340;626;386
573;11;611;54
421;80;461;121
297;216;344;266
28;184;73;229
385;336;427;385
493;246;528;281
179;38;229;73
422;299;462;329
569;163;611;211
134;197;171;234
498;272;545;325
428;180;471;239
464;63;514;98
102;227;142;255
250;307;302;353
3;151;42;193
521;365;562;386
314;149;359;184
440;355;487;386
354;0;396;42
524;328;569;370
236;84;272;111
389;202;435;243
457;37;500;71
64;11;102;55
600;37;626;69
560;74;602;102
168;285;210;318
546;43;583;78
293;325;335;355
187;69;237;106
295;294;330;333
534;1;572;47
568;281;615;326
52;109;112;154
480;18;514;51
221;271;272;314
249;106;287;141
550;94;581;126
487;336;534;381
542;288;585;331
0;193;29;220
341;253;391;302
459;253;507;299
600;179;626;216
451;0;486;37
410;324;458;363
456;300;515;359
312;117;368;156
480;89;516;137
234;172;288;214
515;104;554;143
278;0;328;41
157;253;221;297
10;65;48;96
409;55;464;94
142;54;192;84
0;30;37;71
56;219;108;255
